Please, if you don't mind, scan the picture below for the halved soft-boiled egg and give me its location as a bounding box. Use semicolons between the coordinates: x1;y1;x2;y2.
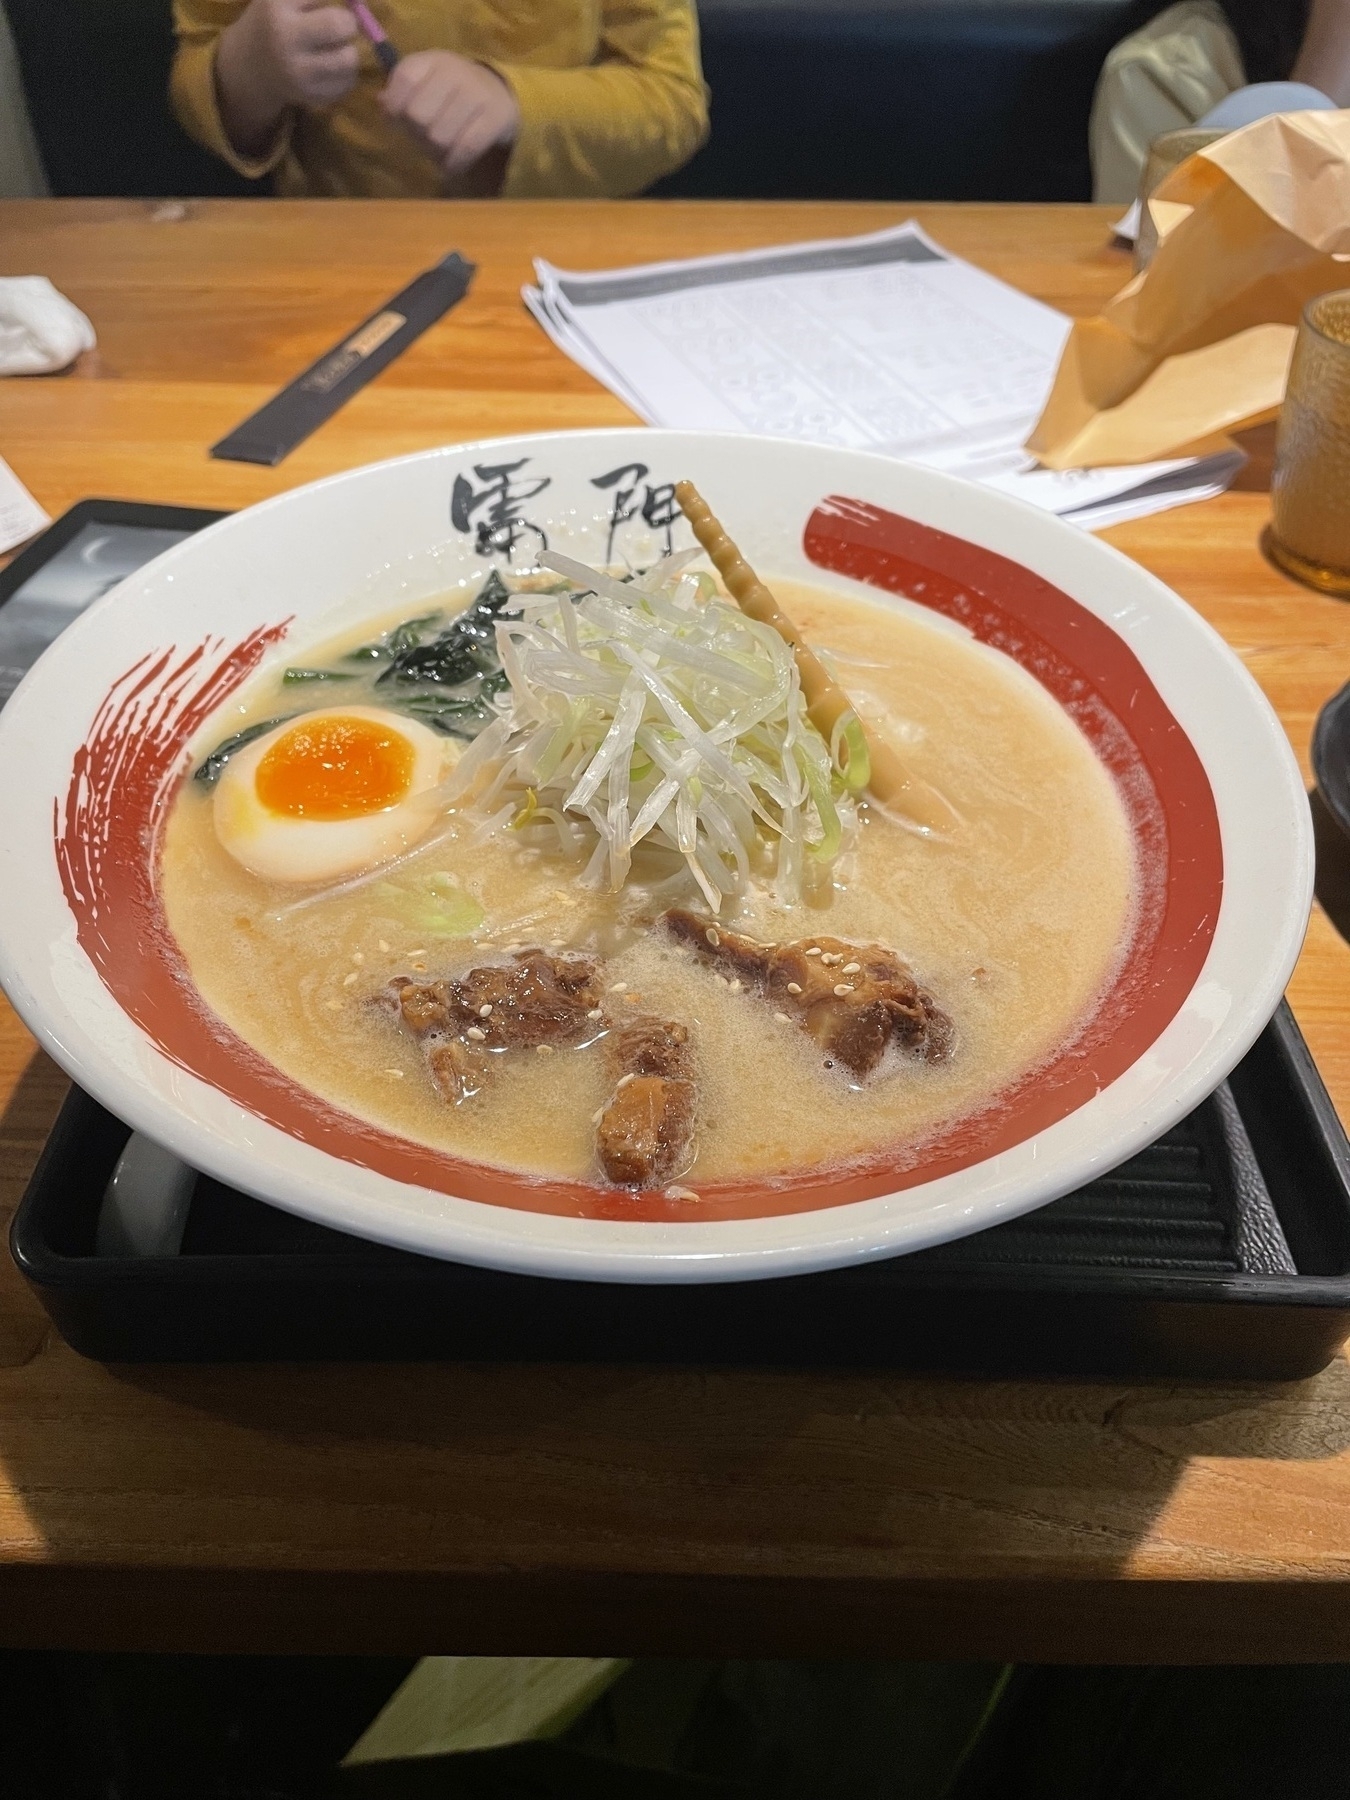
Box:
213;706;455;884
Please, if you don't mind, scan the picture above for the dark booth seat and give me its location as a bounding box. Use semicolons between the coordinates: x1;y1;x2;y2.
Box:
7;0;254;200
10;0;1134;203
658;0;1137;199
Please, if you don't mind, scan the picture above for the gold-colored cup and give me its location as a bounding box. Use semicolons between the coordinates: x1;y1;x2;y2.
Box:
1265;292;1350;599
1133;128;1227;271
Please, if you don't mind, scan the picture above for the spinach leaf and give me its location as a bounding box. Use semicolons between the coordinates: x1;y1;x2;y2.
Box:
193;716;296;787
380;639;481;688
221;576;517;766
282;667;358;686
378;571;516;689
400;693;496;738
387;611;445;657
341;609;445;666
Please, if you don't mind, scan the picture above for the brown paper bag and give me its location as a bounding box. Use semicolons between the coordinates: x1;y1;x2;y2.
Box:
1027;111;1350;469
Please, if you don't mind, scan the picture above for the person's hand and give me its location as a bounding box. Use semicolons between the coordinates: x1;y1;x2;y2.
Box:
380;52;520;181
216;0;361;158
1292;0;1350;106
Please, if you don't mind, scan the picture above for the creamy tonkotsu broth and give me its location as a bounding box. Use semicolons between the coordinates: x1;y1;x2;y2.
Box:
159;574;1136;1187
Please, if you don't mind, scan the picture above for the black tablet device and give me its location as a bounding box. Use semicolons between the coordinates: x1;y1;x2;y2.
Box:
0;499;229;708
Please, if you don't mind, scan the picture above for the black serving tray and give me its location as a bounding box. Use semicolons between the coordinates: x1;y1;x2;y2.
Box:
11;1003;1350;1378
1311;684;1350;942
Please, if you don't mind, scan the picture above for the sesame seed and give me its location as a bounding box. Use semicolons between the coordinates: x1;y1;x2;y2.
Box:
411;963;427;973
728;978;743;994
342;971;358;988
667;1186;700;1201
821;952;842;966
774;1011;791;1023
610;979;628;991
378;939;391;953
536;1043;554;1055
466;1026;486;1041
842;961;861;975
805;946;822;957
383;1068;404;1079
479;1003;493;1017
705;927;720;947
591;1108;605;1125
714;974;729;988
406;949;426;960
834;982;854;996
352;951;364;966
506;942;522;952
587;1007;604;1020
325;999;342;1011
616;1072;635;1088
786;981;803;995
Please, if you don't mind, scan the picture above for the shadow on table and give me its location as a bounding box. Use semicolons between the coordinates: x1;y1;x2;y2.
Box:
1229;421;1277;493
15;1348;1350;1655
0;1048;68;1368
4;1051;1350;1663
1312;787;1350;948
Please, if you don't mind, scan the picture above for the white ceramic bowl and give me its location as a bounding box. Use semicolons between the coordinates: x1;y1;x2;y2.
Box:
0;430;1312;1281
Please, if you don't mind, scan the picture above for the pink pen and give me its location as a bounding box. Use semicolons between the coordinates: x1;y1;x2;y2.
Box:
347;1;399;72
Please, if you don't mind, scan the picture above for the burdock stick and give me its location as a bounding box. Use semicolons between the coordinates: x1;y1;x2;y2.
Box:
674;480;958;832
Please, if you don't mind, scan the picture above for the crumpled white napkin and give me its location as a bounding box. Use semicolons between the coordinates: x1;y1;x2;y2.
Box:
0;276;96;374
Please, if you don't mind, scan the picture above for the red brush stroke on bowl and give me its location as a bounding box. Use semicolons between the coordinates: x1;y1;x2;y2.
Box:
54;500;1222;1225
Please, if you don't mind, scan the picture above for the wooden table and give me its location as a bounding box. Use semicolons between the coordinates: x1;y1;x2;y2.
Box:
3;198;1350;1663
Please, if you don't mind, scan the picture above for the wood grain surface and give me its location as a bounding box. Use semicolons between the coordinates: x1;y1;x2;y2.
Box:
3;199;1350;1661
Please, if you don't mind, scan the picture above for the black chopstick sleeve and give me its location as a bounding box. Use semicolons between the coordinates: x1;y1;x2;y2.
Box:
210;251;476;467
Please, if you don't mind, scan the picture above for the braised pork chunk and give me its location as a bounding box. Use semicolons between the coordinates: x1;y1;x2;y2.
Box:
595;1017;697;1188
389;950;603;1100
664;909;951;1077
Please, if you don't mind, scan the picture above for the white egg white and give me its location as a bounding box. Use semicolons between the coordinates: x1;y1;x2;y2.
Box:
212;706;456;884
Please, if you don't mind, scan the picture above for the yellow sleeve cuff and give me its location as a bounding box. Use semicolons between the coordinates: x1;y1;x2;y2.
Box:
487;59;708;199
169;39;293;181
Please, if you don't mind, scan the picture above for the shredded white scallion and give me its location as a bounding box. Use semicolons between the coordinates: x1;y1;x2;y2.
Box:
447;551;856;909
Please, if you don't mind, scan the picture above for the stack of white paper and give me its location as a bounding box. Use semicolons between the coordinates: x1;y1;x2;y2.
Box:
0;454;48;555
525;222;1240;530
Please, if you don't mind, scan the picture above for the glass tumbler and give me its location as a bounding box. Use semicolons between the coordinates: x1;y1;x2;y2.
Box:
1133;128;1226;271
1266;292;1350;599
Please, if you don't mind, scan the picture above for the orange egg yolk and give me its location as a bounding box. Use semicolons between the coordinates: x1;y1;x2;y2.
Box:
255;716;415;820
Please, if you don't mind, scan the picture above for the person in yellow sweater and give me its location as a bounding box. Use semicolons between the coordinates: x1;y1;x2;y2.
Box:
170;0;709;199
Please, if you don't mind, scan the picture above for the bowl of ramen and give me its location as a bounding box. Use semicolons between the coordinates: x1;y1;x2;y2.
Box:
0;430;1311;1281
